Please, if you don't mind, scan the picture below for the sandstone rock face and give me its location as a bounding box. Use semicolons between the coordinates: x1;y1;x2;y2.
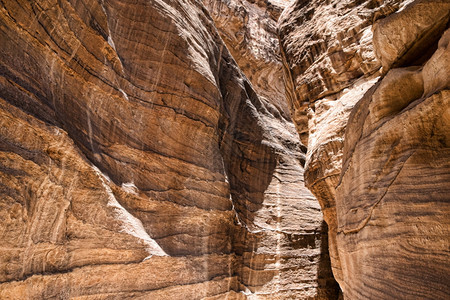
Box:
279;0;406;284
279;0;403;145
203;0;288;117
0;0;337;299
280;0;450;298
203;0;339;297
336;8;450;299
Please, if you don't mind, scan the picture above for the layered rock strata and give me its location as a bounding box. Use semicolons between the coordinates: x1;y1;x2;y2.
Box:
203;0;289;117
204;0;339;297
279;0;406;285
280;0;450;298
1;0;336;299
336;4;450;298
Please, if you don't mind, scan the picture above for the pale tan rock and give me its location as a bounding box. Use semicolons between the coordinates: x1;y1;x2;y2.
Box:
366;66;423;128
278;0;408;145
0;0;249;297
279;0;450;298
204;0;339;297
372;0;450;71
337;88;450;298
303;75;380;284
422;28;450;96
278;0;404;287
203;0;287;113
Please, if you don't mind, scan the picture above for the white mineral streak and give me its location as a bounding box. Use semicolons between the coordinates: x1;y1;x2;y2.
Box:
92;165;167;256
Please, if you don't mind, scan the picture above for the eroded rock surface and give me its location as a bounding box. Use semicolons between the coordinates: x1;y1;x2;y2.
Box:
203;0;287;114
280;0;450;298
279;0;403;284
203;0;339;297
278;0;405;145
0;0;239;297
0;0;337;298
335;12;450;300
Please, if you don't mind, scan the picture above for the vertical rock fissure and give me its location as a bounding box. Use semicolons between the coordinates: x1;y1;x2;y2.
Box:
4;0;447;299
278;0;450;298
204;0;341;297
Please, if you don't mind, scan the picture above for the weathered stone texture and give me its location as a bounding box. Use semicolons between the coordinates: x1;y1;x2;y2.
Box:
278;0;405;284
0;0;337;299
278;0;411;144
0;0;239;297
335;14;450;300
203;0;340;297
203;0;288;115
279;0;450;298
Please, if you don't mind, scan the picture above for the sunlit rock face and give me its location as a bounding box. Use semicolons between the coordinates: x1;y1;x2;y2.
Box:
0;0;238;297
203;0;288;116
279;0;407;285
0;0;338;299
203;0;339;298
280;0;450;298
278;0;404;145
336;5;450;298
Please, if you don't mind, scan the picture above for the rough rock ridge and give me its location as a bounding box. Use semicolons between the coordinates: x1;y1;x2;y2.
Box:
279;0;450;298
0;0;337;299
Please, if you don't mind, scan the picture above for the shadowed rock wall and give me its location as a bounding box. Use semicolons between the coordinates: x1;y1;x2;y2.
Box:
279;0;450;298
0;0;338;298
203;0;339;297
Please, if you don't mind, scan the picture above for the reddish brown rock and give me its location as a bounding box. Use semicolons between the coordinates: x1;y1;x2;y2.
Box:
0;0;337;299
278;0;404;145
0;0;240;296
278;0;406;284
203;0;288;117
203;0;339;297
335;19;450;300
372;0;450;71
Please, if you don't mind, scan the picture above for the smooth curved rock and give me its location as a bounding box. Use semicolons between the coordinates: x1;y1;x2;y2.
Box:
335;25;450;298
203;0;341;297
279;0;450;298
0;0;240;296
372;0;450;71
203;0;289;118
278;0;408;145
278;0;405;285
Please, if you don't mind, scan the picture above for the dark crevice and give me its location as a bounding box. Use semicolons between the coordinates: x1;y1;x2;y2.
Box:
393;17;449;68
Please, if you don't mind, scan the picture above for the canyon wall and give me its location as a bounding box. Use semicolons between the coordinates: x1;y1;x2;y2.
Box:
279;0;450;298
203;0;339;297
0;0;338;299
2;0;448;298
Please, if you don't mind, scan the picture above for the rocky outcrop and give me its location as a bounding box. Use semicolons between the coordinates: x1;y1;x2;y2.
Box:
279;0;403;285
4;0;447;297
280;0;450;298
0;0;238;297
202;0;287;115
203;0;339;297
278;0;405;145
336;4;450;298
0;0;337;299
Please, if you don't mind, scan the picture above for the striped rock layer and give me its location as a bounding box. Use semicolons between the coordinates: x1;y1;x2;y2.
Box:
279;0;450;298
0;0;338;299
